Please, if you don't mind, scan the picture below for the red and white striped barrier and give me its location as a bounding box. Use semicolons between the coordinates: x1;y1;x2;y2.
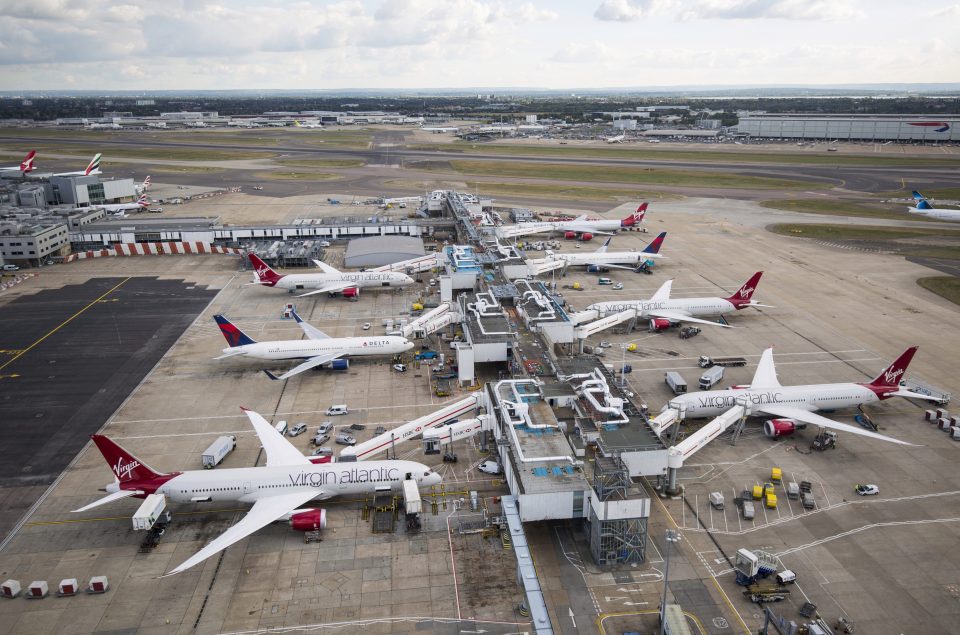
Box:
64;242;243;262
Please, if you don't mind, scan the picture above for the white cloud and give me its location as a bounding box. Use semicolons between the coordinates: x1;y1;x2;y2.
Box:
933;4;960;17
679;0;862;22
594;0;672;21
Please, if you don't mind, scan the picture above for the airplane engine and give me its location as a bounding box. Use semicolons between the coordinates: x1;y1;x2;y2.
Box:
288;508;327;532
564;231;577;240
763;418;807;439
342;287;360;298
308;455;333;464
649;318;671;332
327;359;350;371
580;232;594;242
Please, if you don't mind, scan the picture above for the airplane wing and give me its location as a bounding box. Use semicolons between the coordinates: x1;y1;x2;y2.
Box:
264;352;344;381
161;489;318;577
296;282;355;298
291;309;329;340
312;260;341;275
241;408;311;467
750;347;781;389
756;404;916;446
646;309;733;328
72;488;143;513
586;261;655;271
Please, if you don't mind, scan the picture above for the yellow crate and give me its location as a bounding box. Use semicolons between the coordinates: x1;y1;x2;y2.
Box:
752;485;763;500
771;467;782;482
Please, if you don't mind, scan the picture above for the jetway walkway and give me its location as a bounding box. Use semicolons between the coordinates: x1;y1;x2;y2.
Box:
573;308;638;340
371;253;440;274
524;257;565;277
423;416;489;454
663;404;746;493
401;303;458;338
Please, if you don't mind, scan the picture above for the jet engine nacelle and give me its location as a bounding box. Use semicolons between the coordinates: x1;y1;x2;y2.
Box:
326;359;350;371
763;418;807;439
564;231;577;240
649;318;671;332
342;287;360;298
308;455;333;464
287;508;327;532
580;232;594;242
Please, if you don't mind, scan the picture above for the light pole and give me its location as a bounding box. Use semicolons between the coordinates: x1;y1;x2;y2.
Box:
659;529;681;635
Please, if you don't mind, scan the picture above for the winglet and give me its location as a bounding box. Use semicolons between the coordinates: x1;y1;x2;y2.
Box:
263;370;281;381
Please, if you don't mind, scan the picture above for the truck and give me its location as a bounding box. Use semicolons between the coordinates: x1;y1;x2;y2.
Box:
402;479;422;516
132;493;166;531
201;435;236;468
665;372;688;395
698;355;748;368
699;366;724;390
709;491;725;510
414;350;439;361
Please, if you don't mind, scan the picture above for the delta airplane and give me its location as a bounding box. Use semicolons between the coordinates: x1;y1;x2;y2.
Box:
498;204;647;241
0;150;36;174
248;253;414;298
909;190;960;221
86;194;149;214
535;232;667;273
214;310;414;380
666;346;937;445
49;153;102;177
586;272;768;330
73;407;441;576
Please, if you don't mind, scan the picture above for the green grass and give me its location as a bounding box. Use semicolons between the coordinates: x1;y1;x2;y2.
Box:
880;188;960;199
254;171;340;181
462;180;680;202
16;142;275;162
441;160;824;190
760;199;936;222
298;130;373;149
408;142;960;168
917;277;960;305
769;223;960;241
275;158;365;169
108;163;226;174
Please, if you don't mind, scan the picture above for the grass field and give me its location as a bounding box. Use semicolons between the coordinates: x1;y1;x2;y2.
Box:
769;223;960;241
881;188;960;199
108;164;227;174
441;160;823;190
9;142;276;162
298;130;373;149
462;180;680;202
275;158;365;168
917;277;960;306
254;171;340;181
407;142;960;168
759;199;935;222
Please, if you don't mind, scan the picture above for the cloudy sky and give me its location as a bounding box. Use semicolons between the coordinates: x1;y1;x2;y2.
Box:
2;0;958;90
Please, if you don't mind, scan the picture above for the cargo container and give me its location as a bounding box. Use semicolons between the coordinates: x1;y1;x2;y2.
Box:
1;580;20;598
201;435;236;468
699;366;724;390
57;579;78;596
27;581;48;598
665;371;687;395
132;494;166;531
952;427;960;441
87;576;108;594
402;479;422;516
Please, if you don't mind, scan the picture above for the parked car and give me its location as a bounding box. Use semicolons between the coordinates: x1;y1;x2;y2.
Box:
326;404;349;416
335;432;356;446
393;363;407;372
317;421;334;435
362;322;371;330
477;460;502;475
288;423;308;437
312;447;333;457
613;282;624;290
599;340;612;348
855;484;880;496
311;433;330;446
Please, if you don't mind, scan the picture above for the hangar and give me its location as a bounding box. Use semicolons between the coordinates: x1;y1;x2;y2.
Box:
735;114;959;141
344;235;425;268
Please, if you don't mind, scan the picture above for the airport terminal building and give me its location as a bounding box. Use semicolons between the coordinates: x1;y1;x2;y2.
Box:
735;114;960;141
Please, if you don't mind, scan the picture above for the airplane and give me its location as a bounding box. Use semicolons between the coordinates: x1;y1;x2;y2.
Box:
72;407;442;576
534;232;667;273
213;311;414;380
606;134;625;144
498;203;647;241
85;194;149;214
909;190;960;221
136;175;151;194
0;150;36;174
665;346;938;445
247;253;414;298
294;120;323;129
49;153;102;177
586;272;768;330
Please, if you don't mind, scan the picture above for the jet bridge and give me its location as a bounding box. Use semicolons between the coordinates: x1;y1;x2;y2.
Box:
340;395;482;460
661;401;749;494
422;416;490;454
402;303;458;338
524;257;565;277
573;308;639;342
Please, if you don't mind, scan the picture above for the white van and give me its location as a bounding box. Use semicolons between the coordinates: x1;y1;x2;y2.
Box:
2;264;19;271
776;570;796;585
326;404;349;416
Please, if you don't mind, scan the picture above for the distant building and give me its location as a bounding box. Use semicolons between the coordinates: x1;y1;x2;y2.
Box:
344;235;425;268
510;209;535;222
0;221;69;265
735;114;960;141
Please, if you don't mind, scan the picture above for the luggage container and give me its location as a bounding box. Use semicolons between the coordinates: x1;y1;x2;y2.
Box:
699;366;724;390
27;581;48;599
87;576;108;594
201;435;236;468
952;427;960;441
939;417;952;431
402;479;422;516
786;482;800;499
709;492;725;510
132;494;166;531
770;467;782;482
925;409;936;421
1;580;20;598
936;408;949;420
57;579;78;596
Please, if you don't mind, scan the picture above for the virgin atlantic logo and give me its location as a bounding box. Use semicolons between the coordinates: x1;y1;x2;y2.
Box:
883;367;905;385
739;286;754;298
114;457;140;480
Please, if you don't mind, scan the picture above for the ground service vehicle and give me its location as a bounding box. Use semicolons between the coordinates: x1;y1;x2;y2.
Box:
132;494;166;530
699;366;725;390
855;484;880;496
478;460;502;475
326;404;349;415
698;355;747;368
288;423;308;437
336;432;356;446
742;501;756;520
317;421;334;435
665;372;688;395
201;435;236;468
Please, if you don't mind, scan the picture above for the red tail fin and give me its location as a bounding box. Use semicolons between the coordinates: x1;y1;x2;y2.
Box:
621;203;647;227
869;347;917;387
248;253;284;286
20;150;36;172
726;272;763;309
91;435;164;484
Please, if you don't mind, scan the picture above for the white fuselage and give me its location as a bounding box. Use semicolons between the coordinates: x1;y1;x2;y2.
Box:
668;383;879;419
550;250;655;267
588;297;736;319
110;460;439;504
910;206;960;221
275;271;413;292
225;336;413;361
